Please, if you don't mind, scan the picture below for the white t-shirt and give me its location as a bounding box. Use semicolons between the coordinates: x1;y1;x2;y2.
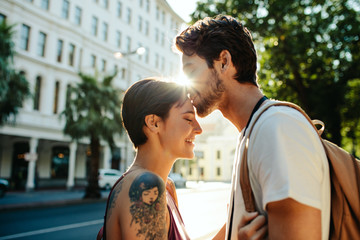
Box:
226;100;331;240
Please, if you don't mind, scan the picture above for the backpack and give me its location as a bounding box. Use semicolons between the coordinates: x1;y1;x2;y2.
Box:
240;101;360;240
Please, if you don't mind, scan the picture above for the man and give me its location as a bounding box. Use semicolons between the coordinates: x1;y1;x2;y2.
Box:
175;15;330;240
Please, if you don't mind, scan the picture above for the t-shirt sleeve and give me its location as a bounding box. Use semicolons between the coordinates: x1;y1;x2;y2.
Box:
248;107;325;211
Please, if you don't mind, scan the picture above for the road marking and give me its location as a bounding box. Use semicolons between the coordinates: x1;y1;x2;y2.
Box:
0;219;103;240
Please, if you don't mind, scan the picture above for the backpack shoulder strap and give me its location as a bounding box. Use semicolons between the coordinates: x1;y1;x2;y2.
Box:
240;101;319;212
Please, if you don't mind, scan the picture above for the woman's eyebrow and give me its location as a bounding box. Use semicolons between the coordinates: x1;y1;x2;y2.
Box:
182;110;195;115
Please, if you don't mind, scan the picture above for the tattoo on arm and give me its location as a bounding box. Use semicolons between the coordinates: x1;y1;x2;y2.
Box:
129;172;167;239
106;181;123;220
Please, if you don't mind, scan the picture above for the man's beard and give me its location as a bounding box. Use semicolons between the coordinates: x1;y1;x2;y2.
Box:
191;70;225;117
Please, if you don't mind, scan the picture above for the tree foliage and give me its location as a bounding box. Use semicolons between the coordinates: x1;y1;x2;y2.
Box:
62;72;123;198
0;20;30;125
191;0;360;152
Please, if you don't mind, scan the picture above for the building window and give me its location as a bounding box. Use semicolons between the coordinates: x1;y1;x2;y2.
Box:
146;0;150;12
145;20;149;36
41;0;49;10
102;22;108;41
117;1;122;18
61;0;70;19
101;59;106;72
91;16;98;36
74;6;82;25
116;31;121;48
145;47;149;63
20;24;30;51
217;167;221;176
121;68;126;79
51;146;69;178
137;43;143;61
155;28;159;43
162;10;165;24
161;32;165;46
126;36;131;52
101;0;108;9
53;81;60;114
65;84;71;105
0;13;6;23
216;150;221;159
126;8;132;24
91;54;96;68
156;6;160;20
68;43;75;66
34;76;42;110
37;31;46;57
155;53;159;68
161;56;165;71
138;16;142;32
56;39;63;62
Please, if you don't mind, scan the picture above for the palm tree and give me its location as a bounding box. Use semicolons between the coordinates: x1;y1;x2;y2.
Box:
62;72;123;198
0;20;30;125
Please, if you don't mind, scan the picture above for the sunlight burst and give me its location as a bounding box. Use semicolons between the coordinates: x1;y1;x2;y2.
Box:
172;72;192;87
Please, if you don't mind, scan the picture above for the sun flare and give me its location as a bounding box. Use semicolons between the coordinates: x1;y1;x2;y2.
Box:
172;72;192;87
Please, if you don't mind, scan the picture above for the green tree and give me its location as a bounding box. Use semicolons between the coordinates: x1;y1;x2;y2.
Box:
191;0;360;146
62;72;123;198
0;20;30;125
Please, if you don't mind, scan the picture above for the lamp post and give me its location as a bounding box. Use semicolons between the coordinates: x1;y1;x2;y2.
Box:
113;46;146;171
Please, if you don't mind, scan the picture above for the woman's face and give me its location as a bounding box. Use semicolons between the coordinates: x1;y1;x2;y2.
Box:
158;98;202;159
142;186;159;205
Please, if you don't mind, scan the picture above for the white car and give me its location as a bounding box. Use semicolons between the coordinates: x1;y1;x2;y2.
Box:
168;173;186;188
0;179;9;197
98;169;123;190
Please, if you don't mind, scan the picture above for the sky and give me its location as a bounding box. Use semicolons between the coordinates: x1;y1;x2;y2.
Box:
166;0;199;22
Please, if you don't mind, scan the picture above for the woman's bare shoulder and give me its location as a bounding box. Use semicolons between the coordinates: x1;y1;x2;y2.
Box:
106;170;168;239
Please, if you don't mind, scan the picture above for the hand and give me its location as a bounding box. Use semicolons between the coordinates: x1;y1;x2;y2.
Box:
238;211;267;240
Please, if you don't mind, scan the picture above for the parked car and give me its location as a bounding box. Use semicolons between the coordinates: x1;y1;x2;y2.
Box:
168;173;186;188
98;169;123;190
0;178;9;197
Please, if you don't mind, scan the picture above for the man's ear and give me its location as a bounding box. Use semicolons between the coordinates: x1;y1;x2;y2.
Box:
218;50;232;73
144;114;161;133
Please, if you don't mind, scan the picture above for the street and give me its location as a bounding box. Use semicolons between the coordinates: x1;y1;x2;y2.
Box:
0;182;230;240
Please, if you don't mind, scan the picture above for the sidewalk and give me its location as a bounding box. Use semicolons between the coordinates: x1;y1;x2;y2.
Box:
0;181;230;211
0;188;109;211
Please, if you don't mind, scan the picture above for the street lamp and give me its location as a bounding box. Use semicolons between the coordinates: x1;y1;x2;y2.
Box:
113;46;146;172
113;46;146;59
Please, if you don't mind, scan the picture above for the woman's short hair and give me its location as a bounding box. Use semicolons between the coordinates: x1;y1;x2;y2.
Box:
175;15;258;87
122;77;186;148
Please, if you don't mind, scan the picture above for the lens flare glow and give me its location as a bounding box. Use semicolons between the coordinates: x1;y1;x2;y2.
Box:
172;72;191;87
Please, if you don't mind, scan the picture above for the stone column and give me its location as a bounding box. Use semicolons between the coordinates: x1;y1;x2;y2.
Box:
103;145;111;170
26;138;39;192
66;141;77;190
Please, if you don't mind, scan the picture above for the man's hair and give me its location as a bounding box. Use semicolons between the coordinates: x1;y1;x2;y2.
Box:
121;78;186;148
175;15;258;86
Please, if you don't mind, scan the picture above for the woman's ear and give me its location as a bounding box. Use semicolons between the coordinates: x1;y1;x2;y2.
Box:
144;114;161;133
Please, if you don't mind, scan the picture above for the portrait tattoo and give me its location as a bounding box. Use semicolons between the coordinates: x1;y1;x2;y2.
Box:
106;180;123;220
129;172;166;239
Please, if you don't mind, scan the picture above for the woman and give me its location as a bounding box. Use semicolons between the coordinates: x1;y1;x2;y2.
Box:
99;78;267;240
